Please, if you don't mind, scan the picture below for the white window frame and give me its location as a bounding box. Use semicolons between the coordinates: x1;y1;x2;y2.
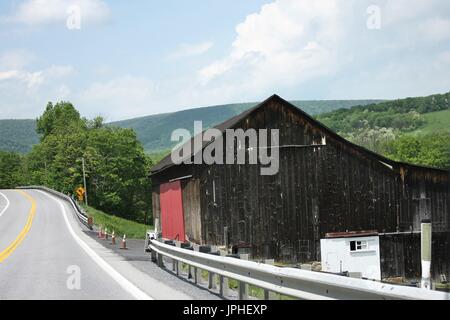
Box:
350;240;369;252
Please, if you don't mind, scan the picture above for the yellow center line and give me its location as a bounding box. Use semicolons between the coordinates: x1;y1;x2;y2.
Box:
0;190;37;263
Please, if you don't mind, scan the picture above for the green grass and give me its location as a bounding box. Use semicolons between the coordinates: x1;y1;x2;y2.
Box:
411;109;450;135
82;205;152;239
177;263;297;299
436;283;450;292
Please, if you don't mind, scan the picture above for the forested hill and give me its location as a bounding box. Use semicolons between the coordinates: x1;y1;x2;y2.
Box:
0;93;448;170
110;99;383;152
1;92;448;158
0;99;382;153
317;91;450;134
0;100;382;153
316;91;450;169
0;119;39;153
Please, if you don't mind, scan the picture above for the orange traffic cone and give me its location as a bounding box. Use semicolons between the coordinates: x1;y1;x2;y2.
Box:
120;234;128;250
111;230;116;245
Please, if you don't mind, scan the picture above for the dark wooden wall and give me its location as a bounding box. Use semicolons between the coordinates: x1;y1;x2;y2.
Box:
151;185;161;231
194;99;449;280
151;98;449;281
182;179;202;243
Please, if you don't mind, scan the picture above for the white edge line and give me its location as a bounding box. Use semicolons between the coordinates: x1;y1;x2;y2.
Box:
34;189;153;300
0;191;11;218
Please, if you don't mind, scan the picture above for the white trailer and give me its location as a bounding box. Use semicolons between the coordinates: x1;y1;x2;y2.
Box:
321;231;381;280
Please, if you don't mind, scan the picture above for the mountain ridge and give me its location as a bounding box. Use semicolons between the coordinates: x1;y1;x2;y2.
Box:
1;99;385;153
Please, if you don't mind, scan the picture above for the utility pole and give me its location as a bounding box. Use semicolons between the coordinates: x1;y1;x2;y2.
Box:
44;160;47;187
81;157;88;206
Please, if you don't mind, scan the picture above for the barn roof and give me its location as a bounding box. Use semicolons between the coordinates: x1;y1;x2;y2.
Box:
150;94;449;176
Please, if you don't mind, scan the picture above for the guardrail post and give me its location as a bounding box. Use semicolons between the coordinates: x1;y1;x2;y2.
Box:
172;259;177;272
264;259;277;300
263;288;277;300
194;267;199;284
239;281;248;300
177;261;181;275
157;252;164;268
240;254;250;298
188;265;192;279
219;275;228;297
208;272;217;290
150;249;157;263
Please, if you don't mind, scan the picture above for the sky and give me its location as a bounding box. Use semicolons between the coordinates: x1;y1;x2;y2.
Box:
0;0;449;121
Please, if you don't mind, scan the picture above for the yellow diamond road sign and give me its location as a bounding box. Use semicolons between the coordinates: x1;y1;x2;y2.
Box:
76;187;85;201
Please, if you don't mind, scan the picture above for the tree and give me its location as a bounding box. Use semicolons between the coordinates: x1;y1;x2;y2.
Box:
36;101;86;139
384;132;450;169
84;126;152;222
344;125;396;154
27;101;153;224
0;151;25;188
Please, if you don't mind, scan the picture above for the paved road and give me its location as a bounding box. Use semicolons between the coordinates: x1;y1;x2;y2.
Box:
0;189;198;300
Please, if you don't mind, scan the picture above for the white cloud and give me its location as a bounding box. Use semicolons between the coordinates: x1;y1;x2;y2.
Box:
168;41;214;59
435;51;450;65
6;0;110;26
44;65;74;78
383;0;450;26
0;64;73;89
79;76;158;120
197;0;346;96
418;18;450;41
0;70;43;89
0;63;74;118
194;0;450;103
2;0;450;121
0;50;35;69
0;62;74;119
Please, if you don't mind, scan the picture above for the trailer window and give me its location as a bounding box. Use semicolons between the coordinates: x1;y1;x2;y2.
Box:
350;240;368;252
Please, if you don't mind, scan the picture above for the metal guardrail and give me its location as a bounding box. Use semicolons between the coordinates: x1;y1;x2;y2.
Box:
17;186;93;230
147;236;450;300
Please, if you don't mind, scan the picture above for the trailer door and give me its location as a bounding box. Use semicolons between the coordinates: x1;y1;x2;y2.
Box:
159;180;185;241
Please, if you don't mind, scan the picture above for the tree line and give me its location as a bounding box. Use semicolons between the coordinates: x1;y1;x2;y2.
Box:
316;92;450;169
0;102;153;224
317;91;450;134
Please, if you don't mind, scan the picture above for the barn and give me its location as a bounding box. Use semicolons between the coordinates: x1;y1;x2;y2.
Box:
150;95;450;283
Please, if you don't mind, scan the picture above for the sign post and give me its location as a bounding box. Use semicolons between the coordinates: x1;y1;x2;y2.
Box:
76;187;85;202
81;157;88;206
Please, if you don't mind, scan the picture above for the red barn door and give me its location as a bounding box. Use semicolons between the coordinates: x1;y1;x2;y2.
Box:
159;181;185;241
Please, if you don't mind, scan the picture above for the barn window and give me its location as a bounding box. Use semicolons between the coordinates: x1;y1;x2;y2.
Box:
350;240;368;252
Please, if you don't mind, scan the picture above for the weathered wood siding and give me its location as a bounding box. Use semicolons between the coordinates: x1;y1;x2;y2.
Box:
182;179;202;244
195;99;449;280
151;97;449;281
152;185;161;231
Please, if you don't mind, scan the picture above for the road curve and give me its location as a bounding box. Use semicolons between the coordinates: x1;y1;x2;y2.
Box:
0;189;191;300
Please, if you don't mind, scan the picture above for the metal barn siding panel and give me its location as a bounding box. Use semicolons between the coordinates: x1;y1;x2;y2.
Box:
160;181;186;242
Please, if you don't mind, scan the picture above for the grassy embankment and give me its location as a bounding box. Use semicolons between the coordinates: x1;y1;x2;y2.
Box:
411;109;450;135
82;205;152;239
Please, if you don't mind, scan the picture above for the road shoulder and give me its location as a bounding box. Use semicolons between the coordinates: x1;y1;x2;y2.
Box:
38;190;219;300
